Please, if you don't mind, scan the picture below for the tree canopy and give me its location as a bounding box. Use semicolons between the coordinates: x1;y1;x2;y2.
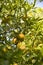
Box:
0;0;43;65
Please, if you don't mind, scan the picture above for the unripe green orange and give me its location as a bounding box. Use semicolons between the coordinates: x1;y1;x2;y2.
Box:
6;45;11;49
3;48;7;52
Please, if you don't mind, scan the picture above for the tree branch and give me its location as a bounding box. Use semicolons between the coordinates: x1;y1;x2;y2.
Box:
33;0;36;7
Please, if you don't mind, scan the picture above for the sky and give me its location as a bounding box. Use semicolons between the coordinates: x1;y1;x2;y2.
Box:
35;1;43;7
28;0;43;7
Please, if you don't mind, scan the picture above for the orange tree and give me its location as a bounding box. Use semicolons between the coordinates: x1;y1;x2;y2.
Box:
0;0;43;65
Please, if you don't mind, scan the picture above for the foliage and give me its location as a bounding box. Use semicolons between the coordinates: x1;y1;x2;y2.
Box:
0;0;43;65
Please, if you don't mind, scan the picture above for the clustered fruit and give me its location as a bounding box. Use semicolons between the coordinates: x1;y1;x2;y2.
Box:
13;33;26;50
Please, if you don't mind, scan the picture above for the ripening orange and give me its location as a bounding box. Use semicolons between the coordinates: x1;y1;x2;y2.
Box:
19;33;25;39
13;63;18;65
17;42;26;50
13;38;17;44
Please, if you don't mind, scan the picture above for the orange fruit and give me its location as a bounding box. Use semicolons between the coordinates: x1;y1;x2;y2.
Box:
6;45;11;49
19;33;25;39
17;42;26;50
13;38;17;44
3;47;7;52
32;59;36;64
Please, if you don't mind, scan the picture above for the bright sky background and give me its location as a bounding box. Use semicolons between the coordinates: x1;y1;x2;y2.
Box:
28;0;43;7
35;1;43;7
